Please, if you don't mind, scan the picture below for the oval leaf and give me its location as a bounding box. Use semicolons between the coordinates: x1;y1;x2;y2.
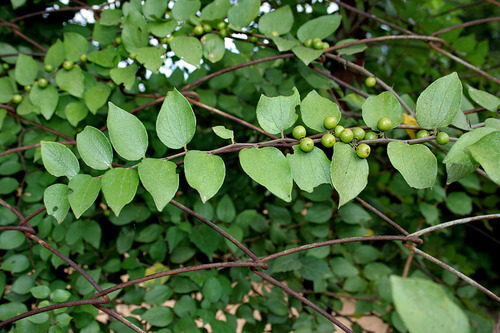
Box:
156;89;196;150
297;15;342;42
184;151;225;203
41;141;79;179
29;84;59;120
212;126;234;140
201;34;225;63
76;126;113;170
101;168;139;216
107;102;148;161
286;145;331;193
387;142;437;189
138;158;179;211
239;147;292;202
330;143;368;207
201;0;230;21
44;184;70;223
256;87;299;135
15;54;37;86
258;5;294;36
468;86;500;112
300;90;341;133
362;91;402;130
466;131;500;185
228;0;260;29
55;66;85;98
170;37;202;67
68;174;101;219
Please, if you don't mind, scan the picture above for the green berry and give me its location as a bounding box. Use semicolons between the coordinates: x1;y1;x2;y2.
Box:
24;85;31;92
334;125;345;137
323;115;338;130
219;28;229;38
300;137;314;153
322;42;329;50
165;35;174;44
321;133;335;148
44;64;53;73
312;37;321;44
352;127;365;141
270;30;279;37
2;63;9;70
79;54;87;63
304;38;313;48
129;52;136;60
114;36;122;45
356;143;371;159
249;36;258;43
62;60;73;71
38;78;48;88
436;132;450;145
217;21;226;30
340;129;354;143
364;131;378;141
194;25;204;35
365;76;376;88
313;39;324;50
203;23;212;33
416;130;430;139
377;117;392;131
12;94;23;104
292;125;307;140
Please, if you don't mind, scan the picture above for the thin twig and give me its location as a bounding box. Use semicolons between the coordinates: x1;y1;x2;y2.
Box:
410;214;500;238
432;17;500;36
355;197;410;235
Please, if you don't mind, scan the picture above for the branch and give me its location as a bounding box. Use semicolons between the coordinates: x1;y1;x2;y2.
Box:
326;34;445;53
431;17;500;36
409;214;500;238
355;197;410;235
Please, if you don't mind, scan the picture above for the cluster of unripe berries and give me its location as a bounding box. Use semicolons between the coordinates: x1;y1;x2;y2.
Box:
303;37;329;50
194;21;229;37
416;129;450;145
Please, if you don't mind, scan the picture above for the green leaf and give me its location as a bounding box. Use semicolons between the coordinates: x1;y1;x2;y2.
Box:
107;102;148;161
148;20;178;37
172;0;201;21
446;192;472;215
297;15;342;42
227;0;260;29
292;45;323;66
189;224;221;258
362;91;402;130
416;72;462;129
65;101;88;127
29;84;59;120
364;263;391;281
156;88;196;149
468;86;500;112
216;194;235;222
212;126;233;140
63;32;88;62
110;63;138;91
41;141;79;179
184;150;225;203
30;285;51;299
100;9;122;26
391;276;470;333
466;131;500;184
82;220;101;248
170;37;202;67
16;97;40;116
299;256;331;281
331;143;369;207
143;0;168;20
15;54;37;86
43;184;70;223
87;46;120;68
387;142;437;189
331;257;359;278
135;47;166;73
201;0;230;20
335;39;367;55
239;147;293;202
0;77;14;103
51;289;71;302
256;87;299;135
55;66;85;98
0;43;17;64
338;203;371;224
101;168;139;216
1;254;30;272
286;145;331;193
0;303;28;320
202;277;222;302
44;39;65;68
0;177;18;195
122;11;149;52
0;230;25;250
68;174;101;219
76;126;113;170
258;5;293;36
138;158;179;211
271;36;299;52
0;109;6;129
84;84;112;114
201;34;225;63
300;90;341;132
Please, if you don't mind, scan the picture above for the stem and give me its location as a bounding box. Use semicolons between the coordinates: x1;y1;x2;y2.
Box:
409;214;500;238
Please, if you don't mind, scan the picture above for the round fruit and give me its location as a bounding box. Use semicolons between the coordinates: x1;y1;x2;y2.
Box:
270;30;279;37
340;129;354;143
313;39;324;50
323;115;338;130
312;37;321;44
364;131;378;141
292;125;307;140
416;130;430;139
217;21;226;30
2;63;9;70
12;94;23;104
219;28;229;37
79;54;87;63
334;125;345;137
24;85;31;92
62;60;73;71
165;35;174;44
44;64;53;72
304;38;312;48
321;133;335;148
114;36;122;45
203;23;212;33
38;78;48;88
436;132;450;145
352;127;365;141
322;42;329;50
129;52;136;60
365;76;376;87
194;25;204;35
356;143;371;158
300;137;314;153
249;36;258;43
377;117;392;131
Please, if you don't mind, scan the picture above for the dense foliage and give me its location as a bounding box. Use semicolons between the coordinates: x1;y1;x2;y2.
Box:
0;1;499;332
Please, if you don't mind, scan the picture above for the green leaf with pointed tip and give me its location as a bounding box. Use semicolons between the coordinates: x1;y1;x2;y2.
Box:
331;143;368;207
172;0;201;21
212;126;233;140
335;39;367;55
55;66;85;97
387;142;437;189
239;147;293;202
271;36;299;52
0;77;14;103
0;303;28;321
292;45;323;66
122;10;149;52
156;89;196;149
297;15;342;42
148;20;178;37
135;47;166;73
201;34;225;63
63;32;88;62
170;37;202;67
138;158;179;211
68;174;101;219
15;54;37;86
41;141;79;179
44;39;65;68
391;276;470;333
76;126;113;170
258;5;293;36
84;84;112;114
256;87;299;135
468;86;500;112
301;90;341;133
101;168;139;216
44;184;70;223
143;0;168;20
110;64;138;91
65;101;88;127
201;0;230;20
29;84;59;120
107;102;148;161
466;131;500;185
416;72;462;129
228;0;260;29
185;151;225;203
286;145;331;193
362;91;402;130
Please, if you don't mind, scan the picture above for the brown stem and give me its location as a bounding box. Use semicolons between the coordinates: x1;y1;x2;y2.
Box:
326;34;445;53
355;197;410;235
432;17;500;36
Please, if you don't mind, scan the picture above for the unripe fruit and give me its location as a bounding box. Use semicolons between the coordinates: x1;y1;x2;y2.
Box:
364;131;378;141
79;54;87;63
340;129;354;143
44;64;54;72
313;39;324;50
322;42;329;50
62;60;73;71
270;30;279;37
365;76;376;87
300;137;314;153
2;63;9;70
292;125;307;139
114;36;122;45
356;143;371;158
436;132;450;145
377;117;392;131
24;85;31;92
352;127;365;141
194;25;204;35
249;36;258;42
304;38;313;48
334;125;345;137
312;37;321;44
129;52;136;60
165;35;174;44
12;94;23;104
416;130;430;139
219;28;229;37
217;21;226;30
321;133;335;148
323;115;338;130
38;78;48;88
203;23;212;33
